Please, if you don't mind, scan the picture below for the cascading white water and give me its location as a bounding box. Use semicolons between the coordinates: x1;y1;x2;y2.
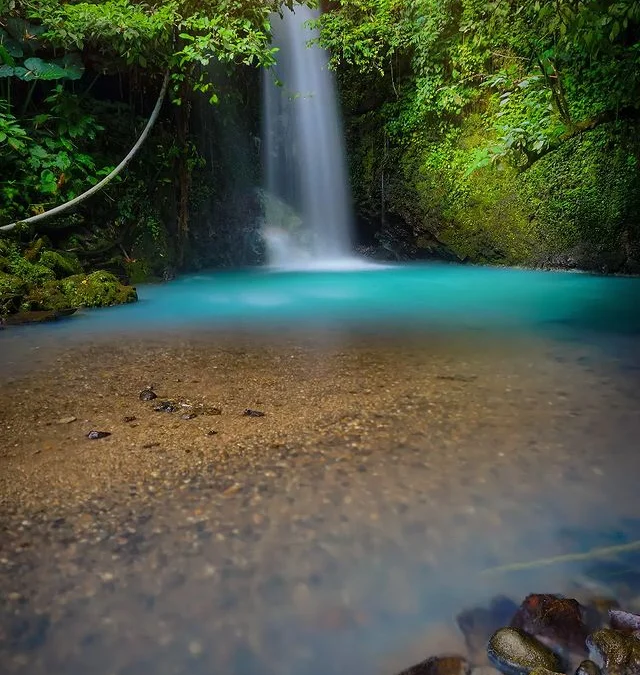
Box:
262;5;356;269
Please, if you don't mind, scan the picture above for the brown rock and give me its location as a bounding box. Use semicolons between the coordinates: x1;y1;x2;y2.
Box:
510;594;588;653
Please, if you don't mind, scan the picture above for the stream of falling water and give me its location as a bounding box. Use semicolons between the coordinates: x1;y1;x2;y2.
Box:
261;5;356;268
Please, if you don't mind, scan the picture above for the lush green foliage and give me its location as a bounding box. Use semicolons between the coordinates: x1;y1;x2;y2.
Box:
7;0;312;99
0;0;313;317
316;0;640;269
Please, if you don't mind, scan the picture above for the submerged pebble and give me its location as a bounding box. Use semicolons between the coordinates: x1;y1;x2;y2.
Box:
154;401;178;413
86;430;111;440
57;416;77;424
139;388;157;401
488;627;563;675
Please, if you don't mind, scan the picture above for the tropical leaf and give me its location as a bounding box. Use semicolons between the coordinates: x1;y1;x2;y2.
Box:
60;52;85;80
0;44;16;66
5;17;46;47
22;57;68;81
0;28;23;58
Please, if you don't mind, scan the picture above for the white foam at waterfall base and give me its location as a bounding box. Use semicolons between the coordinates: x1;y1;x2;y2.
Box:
262;224;380;271
262;6;360;268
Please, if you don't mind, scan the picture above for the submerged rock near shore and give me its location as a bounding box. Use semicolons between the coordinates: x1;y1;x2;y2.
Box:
399;596;640;675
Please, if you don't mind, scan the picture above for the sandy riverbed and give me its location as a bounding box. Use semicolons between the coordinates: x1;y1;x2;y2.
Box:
1;326;640;674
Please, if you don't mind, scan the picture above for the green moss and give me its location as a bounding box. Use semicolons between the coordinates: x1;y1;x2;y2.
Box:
24;272;137;312
396;117;535;263
39;250;83;278
0;271;27;315
0;271;26;297
6;254;56;285
23;281;70;312
122;259;150;284
387;114;640;269
59;271;138;308
520;124;639;267
24;237;48;262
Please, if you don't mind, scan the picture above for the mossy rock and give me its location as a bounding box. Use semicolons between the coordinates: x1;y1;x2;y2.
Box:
6;255;56;285
23;280;72;312
0;271;27;297
59;271;138;308
24;272;137;312
39;250;83;278
24;237;48;262
123;259;152;284
0;271;27;315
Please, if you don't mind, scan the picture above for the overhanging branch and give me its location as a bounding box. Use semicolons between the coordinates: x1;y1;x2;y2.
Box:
0;71;170;233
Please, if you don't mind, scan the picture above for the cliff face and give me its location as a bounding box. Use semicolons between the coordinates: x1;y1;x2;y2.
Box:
344;105;640;272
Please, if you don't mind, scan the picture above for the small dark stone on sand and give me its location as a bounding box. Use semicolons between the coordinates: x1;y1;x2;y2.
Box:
243;409;265;417
87;430;111;440
436;374;477;382
154;401;177;413
207;430;218;436
123;415;137;423
57;415;77;424
139;388;157;401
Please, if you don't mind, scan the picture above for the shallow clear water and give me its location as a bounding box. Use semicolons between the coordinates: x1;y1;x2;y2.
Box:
2;263;640;675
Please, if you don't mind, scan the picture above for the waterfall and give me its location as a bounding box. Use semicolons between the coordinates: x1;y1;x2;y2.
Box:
262;5;356;269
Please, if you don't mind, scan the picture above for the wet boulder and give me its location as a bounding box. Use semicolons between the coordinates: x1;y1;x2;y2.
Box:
586;628;640;675
511;594;589;654
58;271;137;308
575;660;601;675
609;610;640;634
488;627;564;675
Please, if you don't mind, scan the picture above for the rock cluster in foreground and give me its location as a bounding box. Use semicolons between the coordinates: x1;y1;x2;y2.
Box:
397;594;640;675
